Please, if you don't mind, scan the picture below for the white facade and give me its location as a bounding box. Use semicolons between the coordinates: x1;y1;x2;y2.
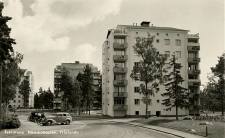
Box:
102;21;201;117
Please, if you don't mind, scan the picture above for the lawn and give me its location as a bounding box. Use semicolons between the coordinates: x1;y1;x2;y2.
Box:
132;117;225;138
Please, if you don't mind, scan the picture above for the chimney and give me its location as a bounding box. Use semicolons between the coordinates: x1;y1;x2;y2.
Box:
141;21;150;27
133;23;135;26
75;61;79;64
136;23;137;26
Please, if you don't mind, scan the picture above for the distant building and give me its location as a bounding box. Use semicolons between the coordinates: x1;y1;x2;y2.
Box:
53;61;101;112
8;70;34;108
102;21;201;117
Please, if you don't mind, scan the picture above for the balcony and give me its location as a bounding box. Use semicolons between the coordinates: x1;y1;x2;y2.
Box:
113;92;128;97
53;107;61;110
93;76;100;79
113;105;128;111
188;80;201;86
114;28;127;36
113;42;128;50
187;57;200;63
189;105;200;110
93;88;99;91
113;67;128;73
188;34;199;39
113;80;128;85
187;45;200;51
93;82;99;85
113;55;128;62
53;101;61;104
188;70;201;75
189;93;200;98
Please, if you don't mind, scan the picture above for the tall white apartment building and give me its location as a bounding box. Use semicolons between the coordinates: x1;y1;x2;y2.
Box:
102;21;200;117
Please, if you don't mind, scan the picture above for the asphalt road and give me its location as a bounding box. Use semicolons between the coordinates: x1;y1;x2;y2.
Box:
0;115;179;138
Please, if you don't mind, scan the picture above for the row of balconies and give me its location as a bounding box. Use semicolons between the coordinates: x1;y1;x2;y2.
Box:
113;105;128;111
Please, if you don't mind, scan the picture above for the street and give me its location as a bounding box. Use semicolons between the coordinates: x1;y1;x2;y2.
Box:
0;115;180;138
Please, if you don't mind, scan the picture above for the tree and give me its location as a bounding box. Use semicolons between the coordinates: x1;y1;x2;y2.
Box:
34;93;40;109
18;79;30;108
130;35;168;119
68;80;82;114
0;2;16;128
2;52;23;106
82;64;94;115
210;53;225;116
44;88;53;109
60;68;73;111
161;55;189;120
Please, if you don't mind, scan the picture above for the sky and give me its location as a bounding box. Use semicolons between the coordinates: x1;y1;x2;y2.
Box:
0;0;224;93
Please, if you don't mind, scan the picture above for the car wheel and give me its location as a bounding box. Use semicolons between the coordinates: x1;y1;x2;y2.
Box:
46;121;52;126
65;120;70;125
61;123;64;125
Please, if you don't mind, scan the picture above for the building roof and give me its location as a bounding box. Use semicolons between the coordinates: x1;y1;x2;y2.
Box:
118;25;188;31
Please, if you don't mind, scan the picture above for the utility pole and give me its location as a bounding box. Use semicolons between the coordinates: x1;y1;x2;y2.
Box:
0;63;2;130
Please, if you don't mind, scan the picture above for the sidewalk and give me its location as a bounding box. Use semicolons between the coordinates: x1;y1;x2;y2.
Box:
108;119;204;138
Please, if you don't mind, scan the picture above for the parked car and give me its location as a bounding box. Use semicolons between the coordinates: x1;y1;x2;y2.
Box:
41;112;72;126
27;111;45;122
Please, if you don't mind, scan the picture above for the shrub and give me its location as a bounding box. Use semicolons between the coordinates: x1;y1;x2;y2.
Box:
3;116;21;129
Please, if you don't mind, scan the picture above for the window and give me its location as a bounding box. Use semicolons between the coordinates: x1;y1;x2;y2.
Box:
157;33;159;36
175;51;181;58
136;32;138;35
188;64;197;70
57;114;63;117
114;98;125;105
188;52;197;58
176;39;181;46
63;114;67;116
114;38;125;44
134;62;139;67
134;99;140;105
114;63;124;68
114;51;124;55
114;75;125;80
157;100;160;103
156;39;159;43
18;95;20;98
166;33;168;36
164;39;170;45
134;87;140;93
177;34;179;37
135;111;139;115
114;86;125;92
18;100;20;103
14;100;16;103
165;51;170;57
156;88;159;91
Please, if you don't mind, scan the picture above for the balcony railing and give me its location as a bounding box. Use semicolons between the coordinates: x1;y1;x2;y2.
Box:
113;105;128;111
187;57;201;63
113;55;128;62
53;107;61;109
188;70;201;74
113;80;128;85
187;45;200;51
114;28;127;35
113;42;128;49
189;93;200;98
113;92;128;97
188;80;201;86
188;34;199;39
53;101;61;104
113;67;127;73
93;76;100;79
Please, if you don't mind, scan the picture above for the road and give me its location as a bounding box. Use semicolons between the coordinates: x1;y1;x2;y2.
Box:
0;115;181;138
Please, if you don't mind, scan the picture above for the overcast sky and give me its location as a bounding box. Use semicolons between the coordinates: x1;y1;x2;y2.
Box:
1;0;224;93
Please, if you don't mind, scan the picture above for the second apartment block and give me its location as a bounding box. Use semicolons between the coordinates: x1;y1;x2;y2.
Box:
102;21;201;117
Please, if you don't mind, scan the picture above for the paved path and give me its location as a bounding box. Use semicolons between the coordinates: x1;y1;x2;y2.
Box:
0;115;204;138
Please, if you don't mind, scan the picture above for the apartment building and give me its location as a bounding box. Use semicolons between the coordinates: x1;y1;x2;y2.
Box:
8;69;34;108
53;61;101;111
102;21;201;117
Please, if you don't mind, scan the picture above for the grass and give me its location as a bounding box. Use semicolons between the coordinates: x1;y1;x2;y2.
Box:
132;117;225;138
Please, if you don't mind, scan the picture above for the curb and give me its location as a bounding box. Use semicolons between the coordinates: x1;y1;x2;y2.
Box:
110;121;186;138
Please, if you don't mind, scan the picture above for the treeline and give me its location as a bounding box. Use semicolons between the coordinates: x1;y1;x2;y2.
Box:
200;54;224;115
59;64;101;115
34;87;53;109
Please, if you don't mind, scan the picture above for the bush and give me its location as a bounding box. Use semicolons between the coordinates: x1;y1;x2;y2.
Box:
3;116;21;129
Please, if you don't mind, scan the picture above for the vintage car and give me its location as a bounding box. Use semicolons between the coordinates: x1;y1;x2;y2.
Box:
41;112;72;126
27;111;45;122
